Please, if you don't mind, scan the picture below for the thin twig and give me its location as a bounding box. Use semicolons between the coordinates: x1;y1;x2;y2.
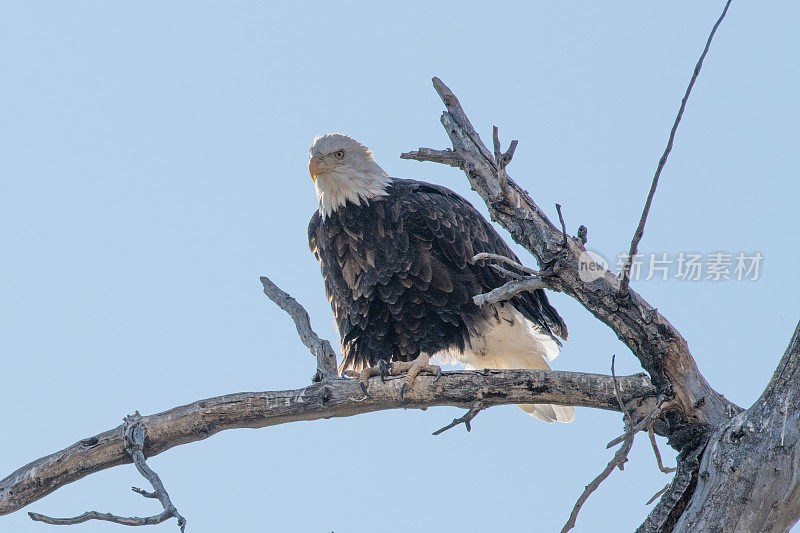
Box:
555;203;568;248
611;354;633;424
492;126;517;199
492;126;507;196
29;413;186;531
473;277;547;306
561;356;640;531
489;263;525;280
619;0;734;296
260;275;338;380
647;483;672;505
607;398;665;449
132;487;159;499
648;426;677;473
432;402;485;435
472;252;542;276
561;433;636;533
28;510;178;527
400;147;464;168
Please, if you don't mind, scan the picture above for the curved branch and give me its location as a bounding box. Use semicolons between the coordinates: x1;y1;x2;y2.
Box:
402;77;741;442
0;370;656;516
260;276;339;380
672;321;800;532
28;414;186;530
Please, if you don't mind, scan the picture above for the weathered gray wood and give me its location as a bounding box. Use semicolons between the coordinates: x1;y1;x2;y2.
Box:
28;414;186;530
672;322;800;532
403;78;741;443
0;369;655;517
473;276;547;306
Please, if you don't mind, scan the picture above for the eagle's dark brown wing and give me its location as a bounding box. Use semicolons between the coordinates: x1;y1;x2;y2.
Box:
309;178;566;372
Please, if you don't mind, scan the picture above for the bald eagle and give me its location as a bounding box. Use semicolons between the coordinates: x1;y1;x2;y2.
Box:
308;133;573;423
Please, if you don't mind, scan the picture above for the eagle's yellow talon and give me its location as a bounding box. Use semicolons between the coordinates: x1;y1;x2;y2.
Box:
391;354;440;402
356;363;384;395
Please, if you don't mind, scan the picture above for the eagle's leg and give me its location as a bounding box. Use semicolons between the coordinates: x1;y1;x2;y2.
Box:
389;354;442;401
356;360;392;395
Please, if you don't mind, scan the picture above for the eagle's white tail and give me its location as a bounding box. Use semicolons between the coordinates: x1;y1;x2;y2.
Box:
457;305;575;423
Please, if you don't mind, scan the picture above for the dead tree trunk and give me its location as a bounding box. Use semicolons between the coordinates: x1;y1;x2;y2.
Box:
672;326;800;532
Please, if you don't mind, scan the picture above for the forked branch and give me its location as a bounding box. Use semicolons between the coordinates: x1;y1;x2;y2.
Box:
28;413;186;531
402;76;740;443
432;401;484;435
1;368;656;517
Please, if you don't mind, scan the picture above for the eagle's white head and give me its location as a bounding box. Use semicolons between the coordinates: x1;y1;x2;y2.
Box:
309;133;390;217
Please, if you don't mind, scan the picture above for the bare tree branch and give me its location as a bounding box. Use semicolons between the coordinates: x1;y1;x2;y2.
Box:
473;277;547;306
561;432;636;533
1;370;656;516
646;484;672;506
399;147;464;168
402;76;742;446
470;252;555;306
472;252;543;276
432;401;484;435
29;413;186;531
607;399;664;449
555;203;569;249
618;0;734;296
260;275;338;380
401;68;756;530
649;426;677;474
27;510;178;528
489;263;525;280
492;126;517;199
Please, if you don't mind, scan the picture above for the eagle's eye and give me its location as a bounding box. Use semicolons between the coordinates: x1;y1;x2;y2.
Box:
334;150;345;159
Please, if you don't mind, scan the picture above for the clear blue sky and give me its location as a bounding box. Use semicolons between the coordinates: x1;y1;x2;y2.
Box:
1;2;798;531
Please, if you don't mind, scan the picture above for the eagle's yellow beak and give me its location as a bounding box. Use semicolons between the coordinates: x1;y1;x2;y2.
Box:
309;158;320;182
